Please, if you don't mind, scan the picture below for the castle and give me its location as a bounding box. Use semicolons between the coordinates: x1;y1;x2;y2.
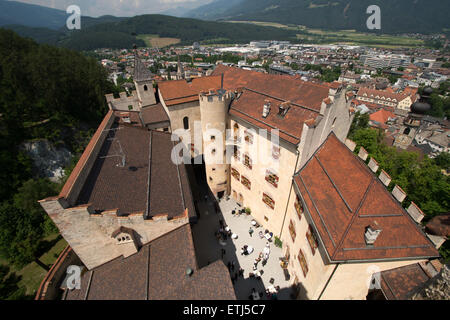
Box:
38;56;441;300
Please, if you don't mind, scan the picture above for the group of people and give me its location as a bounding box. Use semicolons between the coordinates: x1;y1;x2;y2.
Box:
252;243;271;270
215;219;232;242
226;259;244;284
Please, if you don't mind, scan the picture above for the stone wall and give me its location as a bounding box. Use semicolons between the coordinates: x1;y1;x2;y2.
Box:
411;265;450;300
106;92;140;111
63;110;116;206
35;246;82;300
40;197;189;270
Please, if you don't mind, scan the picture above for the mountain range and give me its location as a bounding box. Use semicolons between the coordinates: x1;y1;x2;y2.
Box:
1;0;449;51
184;0;450;34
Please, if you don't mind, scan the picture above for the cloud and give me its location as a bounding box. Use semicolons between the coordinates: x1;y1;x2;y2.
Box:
13;0;213;17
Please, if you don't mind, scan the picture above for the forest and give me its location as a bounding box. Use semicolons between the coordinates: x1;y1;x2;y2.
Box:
0;29;114;298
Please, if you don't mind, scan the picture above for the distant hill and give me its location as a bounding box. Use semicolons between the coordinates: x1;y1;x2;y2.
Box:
83;14;296;44
0;0;67;29
186;0;450;34
1;13;297;51
184;0;244;20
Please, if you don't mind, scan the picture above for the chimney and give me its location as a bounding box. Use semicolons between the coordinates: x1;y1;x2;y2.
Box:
365;221;382;246
262;100;271;118
221;73;224;89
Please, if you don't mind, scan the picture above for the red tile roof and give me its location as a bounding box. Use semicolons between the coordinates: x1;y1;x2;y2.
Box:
357;87;413;103
213;65;331;111
294;133;439;263
370;109;396;125
425;213;450;237
65;224;236;300
76;117;195;219
379;262;435;300
230;89;319;145
158;76;222;106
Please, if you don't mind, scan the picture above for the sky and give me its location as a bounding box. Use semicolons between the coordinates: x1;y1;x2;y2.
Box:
13;0;213;17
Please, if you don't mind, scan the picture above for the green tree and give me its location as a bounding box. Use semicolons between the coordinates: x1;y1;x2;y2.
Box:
351;128;450;220
13;179;59;236
348;112;370;138
0;202;48;270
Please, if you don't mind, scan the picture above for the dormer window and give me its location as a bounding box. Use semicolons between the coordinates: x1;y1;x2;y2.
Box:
112;227;135;245
278;102;290;117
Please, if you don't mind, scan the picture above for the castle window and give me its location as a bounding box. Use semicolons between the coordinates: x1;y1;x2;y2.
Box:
306;225;318;255
233;146;240;160
262;193;275;210
112;227;135;245
233;123;240;140
241;176;251;190
272;145;280;160
244;130;253;144
211;135;216;141
211;149;216;155
231;168;240;181
243;154;252;170
183;116;189;130
289;220;296;242
265;170;279;188
144;85;148;91
295;195;303;221
297;249;309;277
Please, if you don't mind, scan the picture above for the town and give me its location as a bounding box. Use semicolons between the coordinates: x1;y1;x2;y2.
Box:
0;0;448;307
34;40;449;301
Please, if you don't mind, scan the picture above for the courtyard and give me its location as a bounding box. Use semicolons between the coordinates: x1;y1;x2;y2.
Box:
191;193;294;300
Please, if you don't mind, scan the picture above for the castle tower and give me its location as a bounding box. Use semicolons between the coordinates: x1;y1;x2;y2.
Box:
177;56;184;80
133;54;156;108
199;89;232;199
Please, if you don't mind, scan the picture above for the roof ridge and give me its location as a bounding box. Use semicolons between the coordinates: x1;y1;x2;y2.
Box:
331;177;375;261
243;87;321;114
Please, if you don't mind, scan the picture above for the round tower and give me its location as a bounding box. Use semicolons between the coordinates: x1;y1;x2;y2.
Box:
199;89;232;199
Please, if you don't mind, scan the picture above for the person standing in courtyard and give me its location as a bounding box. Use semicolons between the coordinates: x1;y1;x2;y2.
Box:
249;227;254;237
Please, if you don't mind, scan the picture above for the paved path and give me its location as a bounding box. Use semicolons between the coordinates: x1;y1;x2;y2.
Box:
191;196;293;300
